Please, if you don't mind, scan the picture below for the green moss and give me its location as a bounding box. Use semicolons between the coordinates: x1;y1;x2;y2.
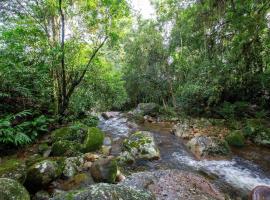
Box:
83;127;104;152
0;178;30;200
107;159;118;183
123;131;152;151
226;131;245;147
51;123;89;143
0;159;26;183
38;143;49;154
51;140;82;157
206;138;231;156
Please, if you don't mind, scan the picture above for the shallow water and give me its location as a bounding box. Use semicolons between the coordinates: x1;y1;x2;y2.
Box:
98;115;270;198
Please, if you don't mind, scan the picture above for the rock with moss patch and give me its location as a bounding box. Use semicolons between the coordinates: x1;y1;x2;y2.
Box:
187;136;230;159
90;157;118;183
33;190;50;200
51;123;89;143
25;159;63;191
226;131;245;147
63;156;84;178
122;131;160;161
51;183;154;200
56;173;94;191
83;127;104;152
0;178;30;200
0;159;27;183
51;140;82;157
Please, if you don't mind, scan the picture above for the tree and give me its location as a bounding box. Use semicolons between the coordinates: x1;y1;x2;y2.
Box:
0;0;129;116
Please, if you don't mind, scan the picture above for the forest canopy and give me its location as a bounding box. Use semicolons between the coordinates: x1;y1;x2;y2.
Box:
0;0;270;146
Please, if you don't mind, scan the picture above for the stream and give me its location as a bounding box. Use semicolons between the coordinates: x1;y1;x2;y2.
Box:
98;113;270;199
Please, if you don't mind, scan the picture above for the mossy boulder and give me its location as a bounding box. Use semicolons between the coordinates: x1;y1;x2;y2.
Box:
122;131;160;161
226;131;245;147
51;140;82;157
83;127;104;152
51;123;89;143
51;183;154;200
90;157;118;183
0;159;27;183
25;159;64;191
0;178;30;200
187;136;230;159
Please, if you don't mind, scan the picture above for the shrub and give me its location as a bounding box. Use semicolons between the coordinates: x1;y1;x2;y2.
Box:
226;131;245;147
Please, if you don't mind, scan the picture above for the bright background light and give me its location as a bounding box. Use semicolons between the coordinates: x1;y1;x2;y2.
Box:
130;0;155;19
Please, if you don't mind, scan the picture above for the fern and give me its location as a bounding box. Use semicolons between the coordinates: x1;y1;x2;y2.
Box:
0;110;53;146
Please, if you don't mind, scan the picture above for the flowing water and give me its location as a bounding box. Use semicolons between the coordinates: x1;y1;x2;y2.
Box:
98;114;270;198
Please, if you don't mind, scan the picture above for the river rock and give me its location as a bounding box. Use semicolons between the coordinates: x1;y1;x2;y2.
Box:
187;136;230;159
90;157;118;183
51;183;154;200
102;112;120;119
133;103;159;116
122;131;160;161
25;160;63;190
0;159;27;183
63;156;84;178
56;173;94;191
0;178;30;200
250;185;270;200
172;120;192;139
120;170;225;200
33;190;50;200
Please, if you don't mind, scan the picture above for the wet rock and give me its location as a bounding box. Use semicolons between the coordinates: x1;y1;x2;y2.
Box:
122;131;160;161
90;157;118;183
172;120;192;139
51;183;154;200
0;159;27;183
250;185;270;200
117;151;135;164
0;178;30;200
187;136;230;159
63;156;84;178
56;173;94;191
102;112;120;120
25;159;63;190
101;145;112;156
103;137;112;146
33;190;50;200
121;170;225;200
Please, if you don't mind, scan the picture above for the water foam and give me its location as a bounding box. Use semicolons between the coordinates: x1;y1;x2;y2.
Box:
172;152;270;191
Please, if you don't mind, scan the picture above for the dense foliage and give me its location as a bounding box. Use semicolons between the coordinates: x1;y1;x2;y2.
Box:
0;0;270;146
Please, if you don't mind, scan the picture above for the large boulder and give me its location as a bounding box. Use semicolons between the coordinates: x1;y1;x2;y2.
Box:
51;140;82;157
121;170;225;200
90;157;118;183
25;159;63;190
187;136;230;159
121;131;160;162
0;159;27;183
0;178;30;200
250;185;270;200
51;123;88;143
51;183;154;200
